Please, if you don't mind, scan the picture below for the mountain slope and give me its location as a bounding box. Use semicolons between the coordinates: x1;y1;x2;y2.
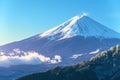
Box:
39;15;120;40
16;45;120;80
0;14;120;63
0;15;120;80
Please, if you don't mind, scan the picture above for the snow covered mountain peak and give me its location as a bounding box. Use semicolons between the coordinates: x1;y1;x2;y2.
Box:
39;15;120;40
71;16;80;21
70;13;87;22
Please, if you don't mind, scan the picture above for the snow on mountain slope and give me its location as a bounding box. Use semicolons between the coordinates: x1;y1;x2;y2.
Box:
39;14;120;40
0;14;120;80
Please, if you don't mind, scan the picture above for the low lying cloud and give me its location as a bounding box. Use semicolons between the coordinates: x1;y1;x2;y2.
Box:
0;49;62;67
70;54;83;59
89;49;100;54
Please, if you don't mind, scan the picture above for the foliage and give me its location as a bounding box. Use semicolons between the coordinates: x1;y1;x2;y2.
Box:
16;45;120;80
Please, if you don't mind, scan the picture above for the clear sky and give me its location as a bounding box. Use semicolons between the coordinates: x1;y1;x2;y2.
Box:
0;0;120;45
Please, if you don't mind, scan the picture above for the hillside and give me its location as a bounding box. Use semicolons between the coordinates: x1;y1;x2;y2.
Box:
16;45;120;80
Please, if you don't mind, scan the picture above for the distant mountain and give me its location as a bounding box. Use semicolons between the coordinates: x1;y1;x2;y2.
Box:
16;45;120;80
40;15;120;40
0;14;120;64
0;14;120;80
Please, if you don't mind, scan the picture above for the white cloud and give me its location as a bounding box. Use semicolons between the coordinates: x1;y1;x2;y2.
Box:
82;13;88;17
89;49;100;54
70;54;83;59
13;48;21;54
0;51;4;56
0;50;62;67
53;55;62;63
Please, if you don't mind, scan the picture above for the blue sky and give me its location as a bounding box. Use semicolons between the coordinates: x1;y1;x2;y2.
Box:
0;0;120;45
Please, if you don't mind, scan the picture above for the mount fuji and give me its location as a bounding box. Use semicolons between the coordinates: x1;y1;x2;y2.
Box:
0;14;120;63
0;14;120;80
40;15;120;40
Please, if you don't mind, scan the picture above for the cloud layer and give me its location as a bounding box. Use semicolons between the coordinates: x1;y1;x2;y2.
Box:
70;54;83;59
89;49;100;54
0;49;62;67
